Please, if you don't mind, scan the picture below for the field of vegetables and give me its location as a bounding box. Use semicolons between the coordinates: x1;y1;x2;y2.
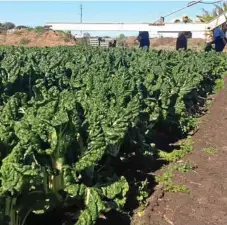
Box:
0;46;227;225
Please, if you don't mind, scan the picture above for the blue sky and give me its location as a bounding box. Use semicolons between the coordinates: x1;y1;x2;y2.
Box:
0;1;215;36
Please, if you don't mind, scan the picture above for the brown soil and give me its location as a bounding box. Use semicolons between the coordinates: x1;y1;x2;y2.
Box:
125;37;207;51
151;38;206;51
0;30;221;52
0;29;77;47
132;81;227;225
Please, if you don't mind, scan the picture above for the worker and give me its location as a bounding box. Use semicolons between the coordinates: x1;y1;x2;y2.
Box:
204;27;214;52
108;40;113;48
137;31;150;51
176;32;187;50
212;23;227;52
182;15;189;23
112;39;117;47
108;39;117;48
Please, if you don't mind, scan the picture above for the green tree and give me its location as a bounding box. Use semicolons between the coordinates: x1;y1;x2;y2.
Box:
196;2;227;22
3;22;15;30
119;33;126;40
83;32;91;38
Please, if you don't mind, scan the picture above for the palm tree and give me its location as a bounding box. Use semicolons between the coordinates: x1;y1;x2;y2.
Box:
196;1;227;22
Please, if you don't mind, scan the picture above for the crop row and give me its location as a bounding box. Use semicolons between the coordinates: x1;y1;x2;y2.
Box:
0;46;226;225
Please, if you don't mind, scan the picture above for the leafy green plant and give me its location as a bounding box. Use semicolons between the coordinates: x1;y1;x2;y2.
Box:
0;46;226;225
136;179;149;206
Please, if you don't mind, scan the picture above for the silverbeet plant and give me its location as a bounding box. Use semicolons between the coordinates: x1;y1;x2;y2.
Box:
0;46;226;225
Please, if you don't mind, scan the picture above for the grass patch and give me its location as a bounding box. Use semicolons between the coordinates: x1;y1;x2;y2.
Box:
63;37;71;42
175;162;195;173
202;147;217;155
214;78;225;93
155;168;190;193
0;37;6;42
34;26;45;34
20;38;31;45
158;137;193;162
155;138;195;193
26;26;45;35
155;162;195;193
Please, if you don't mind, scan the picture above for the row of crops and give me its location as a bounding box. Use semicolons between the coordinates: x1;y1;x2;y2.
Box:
0;46;226;225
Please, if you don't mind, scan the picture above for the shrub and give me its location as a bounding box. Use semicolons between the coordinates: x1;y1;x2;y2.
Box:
20;38;31;45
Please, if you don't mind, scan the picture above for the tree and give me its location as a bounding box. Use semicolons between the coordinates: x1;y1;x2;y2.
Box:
119;33;126;40
174;19;181;23
196;2;227;22
3;22;15;30
116;34;126;46
16;25;28;29
83;32;91;38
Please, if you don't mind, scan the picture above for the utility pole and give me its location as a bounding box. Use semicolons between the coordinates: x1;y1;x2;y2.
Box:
80;4;83;37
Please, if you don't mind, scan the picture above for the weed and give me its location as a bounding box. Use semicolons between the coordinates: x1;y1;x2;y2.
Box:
156;142;195;194
166;184;190;193
26;27;34;32
158;137;193;162
63;37;71;42
20;38;31;45
136;179;149;206
155;169;190;193
14;30;23;36
174;162;195;173
34;26;45;34
0;37;6;42
202;147;217;155
214;78;224;93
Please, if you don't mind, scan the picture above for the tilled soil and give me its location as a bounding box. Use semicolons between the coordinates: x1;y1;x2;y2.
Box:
132;84;227;225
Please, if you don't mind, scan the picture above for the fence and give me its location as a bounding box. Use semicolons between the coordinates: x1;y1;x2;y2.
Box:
89;37;113;47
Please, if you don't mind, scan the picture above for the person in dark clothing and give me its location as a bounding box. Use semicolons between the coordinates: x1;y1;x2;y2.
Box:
108;39;117;48
213;23;227;52
112;39;117;47
176;32;187;50
204;23;227;52
137;31;150;51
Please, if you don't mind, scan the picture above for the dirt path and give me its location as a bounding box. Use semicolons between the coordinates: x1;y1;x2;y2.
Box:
132;83;227;225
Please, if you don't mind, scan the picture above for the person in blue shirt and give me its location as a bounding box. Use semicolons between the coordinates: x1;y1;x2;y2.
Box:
213;23;227;52
137;31;150;51
176;32;187;50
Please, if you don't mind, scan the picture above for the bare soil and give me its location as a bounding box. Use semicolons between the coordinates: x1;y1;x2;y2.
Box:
132;81;227;225
0;31;207;50
0;29;77;47
0;30;225;52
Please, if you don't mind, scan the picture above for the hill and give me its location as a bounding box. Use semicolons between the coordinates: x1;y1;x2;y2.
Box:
0;28;77;47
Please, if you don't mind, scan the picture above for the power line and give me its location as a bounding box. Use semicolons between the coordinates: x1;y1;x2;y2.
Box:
80;4;83;23
198;0;223;4
153;0;203;23
80;4;83;36
153;0;224;24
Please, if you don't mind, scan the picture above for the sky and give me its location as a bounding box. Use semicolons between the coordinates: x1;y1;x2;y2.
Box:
0;1;216;36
